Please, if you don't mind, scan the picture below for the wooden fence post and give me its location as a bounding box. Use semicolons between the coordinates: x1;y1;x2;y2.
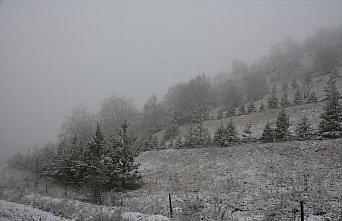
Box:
169;193;173;217
64;186;67;197
45;183;48;194
300;201;304;221
293;208;296;221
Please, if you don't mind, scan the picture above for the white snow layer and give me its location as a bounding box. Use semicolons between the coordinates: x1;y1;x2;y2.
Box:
0;199;72;221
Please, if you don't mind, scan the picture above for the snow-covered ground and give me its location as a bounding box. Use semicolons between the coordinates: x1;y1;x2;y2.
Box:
1;139;341;220
0;196;171;221
131;139;342;220
0;199;71;221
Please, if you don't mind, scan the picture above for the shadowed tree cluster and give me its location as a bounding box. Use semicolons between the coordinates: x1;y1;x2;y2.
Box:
8;122;141;203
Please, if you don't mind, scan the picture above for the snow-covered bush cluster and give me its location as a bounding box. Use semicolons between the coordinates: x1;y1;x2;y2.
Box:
7;122;141;204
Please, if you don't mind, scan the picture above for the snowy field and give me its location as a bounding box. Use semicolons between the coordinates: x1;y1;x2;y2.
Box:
129;139;342;220
0;197;170;221
0;199;71;221
1;139;341;220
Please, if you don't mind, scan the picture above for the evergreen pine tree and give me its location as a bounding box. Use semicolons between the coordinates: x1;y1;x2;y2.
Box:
88;124;105;160
181;123;211;148
247;102;257;113
319;76;342;138
182;127;194;148
222;120;238;146
53;139;77;186
134;134;157;152
213;124;225;146
261;122;275;142
293;89;303;105
110;121;141;190
69;141;87;187
213;121;238;147
84;124;106;203
307;91;318;103
268;86;279;109
296;116;313;140
275;108;290;141
280;91;290;107
38;148;54;175
192;105;209;123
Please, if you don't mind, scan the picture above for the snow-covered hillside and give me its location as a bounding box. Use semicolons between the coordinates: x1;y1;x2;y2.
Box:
154;73;342;145
0;195;170;221
131;139;342;220
0;199;71;221
1;139;341;220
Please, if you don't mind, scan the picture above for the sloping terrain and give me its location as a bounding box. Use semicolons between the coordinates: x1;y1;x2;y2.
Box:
1;75;341;221
154;73;342;144
0;199;72;221
0;140;341;220
119;139;342;220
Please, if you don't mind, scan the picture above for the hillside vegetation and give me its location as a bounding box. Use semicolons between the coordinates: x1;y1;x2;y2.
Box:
155;73;342;145
132;139;342;220
49;26;342;148
2;139;341;220
2;26;342;221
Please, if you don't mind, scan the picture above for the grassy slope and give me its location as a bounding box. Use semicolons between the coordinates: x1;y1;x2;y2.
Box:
154;72;342;144
1;74;341;220
1;139;341;220
121;139;342;220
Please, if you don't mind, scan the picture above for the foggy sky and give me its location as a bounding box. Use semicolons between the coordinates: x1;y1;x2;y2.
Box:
1;1;342;161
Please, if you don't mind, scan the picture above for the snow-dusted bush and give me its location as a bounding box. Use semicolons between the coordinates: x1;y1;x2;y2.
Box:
319;75;342;138
295;116;314;140
178;123;211;148
213;121;239;147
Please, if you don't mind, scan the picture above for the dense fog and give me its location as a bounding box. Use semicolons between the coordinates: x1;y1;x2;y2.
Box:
1;1;342;162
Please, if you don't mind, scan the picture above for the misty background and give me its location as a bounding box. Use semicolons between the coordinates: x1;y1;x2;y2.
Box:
1;1;342;162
